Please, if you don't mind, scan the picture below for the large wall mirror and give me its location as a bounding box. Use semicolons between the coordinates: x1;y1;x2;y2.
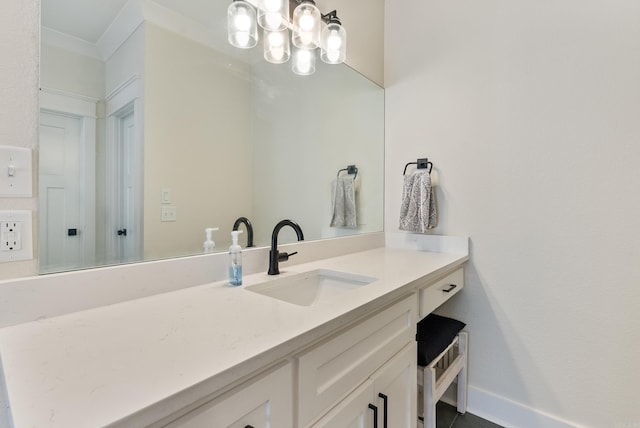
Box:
39;0;384;274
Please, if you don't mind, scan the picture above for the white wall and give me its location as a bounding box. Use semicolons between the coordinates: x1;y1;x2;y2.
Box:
318;0;384;86
386;1;640;427
0;0;39;281
143;23;253;257
40;44;105;99
251;60;384;247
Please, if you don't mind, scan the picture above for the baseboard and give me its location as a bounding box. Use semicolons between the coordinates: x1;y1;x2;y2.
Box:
441;385;587;428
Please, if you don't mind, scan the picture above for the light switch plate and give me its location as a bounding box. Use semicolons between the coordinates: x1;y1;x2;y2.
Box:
0;211;33;262
161;188;171;204
0;146;32;197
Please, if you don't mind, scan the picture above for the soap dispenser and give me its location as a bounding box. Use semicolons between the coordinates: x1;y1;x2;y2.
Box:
203;227;219;253
229;230;243;286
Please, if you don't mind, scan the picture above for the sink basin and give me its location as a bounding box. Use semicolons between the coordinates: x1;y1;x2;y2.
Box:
246;269;378;306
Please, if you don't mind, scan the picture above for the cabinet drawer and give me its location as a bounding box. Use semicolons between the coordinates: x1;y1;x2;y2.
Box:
297;295;417;427
419;268;464;318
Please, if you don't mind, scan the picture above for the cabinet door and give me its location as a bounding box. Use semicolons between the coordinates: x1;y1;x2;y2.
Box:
297;296;416;427
370;343;417;428
165;363;293;428
310;379;375;428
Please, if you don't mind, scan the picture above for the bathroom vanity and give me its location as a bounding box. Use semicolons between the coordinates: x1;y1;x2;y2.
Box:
0;236;467;427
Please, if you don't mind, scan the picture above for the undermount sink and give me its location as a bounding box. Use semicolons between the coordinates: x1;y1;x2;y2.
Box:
246;269;378;306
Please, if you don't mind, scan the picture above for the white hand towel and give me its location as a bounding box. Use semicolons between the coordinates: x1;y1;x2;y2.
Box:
399;170;437;232
330;176;357;228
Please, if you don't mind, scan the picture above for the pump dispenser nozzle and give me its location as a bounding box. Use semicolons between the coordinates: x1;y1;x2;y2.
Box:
203;227;219;253
231;229;243;245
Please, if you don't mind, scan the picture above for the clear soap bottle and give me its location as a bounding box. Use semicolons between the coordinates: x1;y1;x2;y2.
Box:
229;230;243;286
203;227;219;253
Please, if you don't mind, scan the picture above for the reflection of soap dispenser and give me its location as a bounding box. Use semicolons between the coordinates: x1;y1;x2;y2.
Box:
203;227;219;253
229;230;243;286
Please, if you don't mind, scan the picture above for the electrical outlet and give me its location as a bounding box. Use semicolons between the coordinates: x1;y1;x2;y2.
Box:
0;210;32;262
1;221;21;251
161;206;177;222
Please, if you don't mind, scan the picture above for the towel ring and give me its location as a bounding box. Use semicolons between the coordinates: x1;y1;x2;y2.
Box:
337;164;358;180
403;158;433;175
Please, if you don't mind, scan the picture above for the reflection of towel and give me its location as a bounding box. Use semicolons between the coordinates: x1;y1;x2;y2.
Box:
399;170;437;232
330;176;357;228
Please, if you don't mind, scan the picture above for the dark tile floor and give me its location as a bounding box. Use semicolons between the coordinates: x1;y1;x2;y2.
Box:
435;401;505;428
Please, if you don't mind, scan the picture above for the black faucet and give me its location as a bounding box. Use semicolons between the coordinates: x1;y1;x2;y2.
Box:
232;216;254;248
268;219;304;275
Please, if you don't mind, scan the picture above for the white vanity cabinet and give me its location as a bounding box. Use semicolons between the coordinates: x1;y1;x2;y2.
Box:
155;267;464;428
163;362;293;428
305;268;464;428
297;295;417;428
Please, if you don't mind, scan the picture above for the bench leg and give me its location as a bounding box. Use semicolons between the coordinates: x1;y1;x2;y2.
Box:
424;366;437;428
456;332;468;414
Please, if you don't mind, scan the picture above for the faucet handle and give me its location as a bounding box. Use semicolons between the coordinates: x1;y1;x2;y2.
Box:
278;251;298;262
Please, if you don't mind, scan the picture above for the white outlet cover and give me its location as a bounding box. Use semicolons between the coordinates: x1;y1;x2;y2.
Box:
0;146;33;197
161;206;177;222
1;221;21;251
0;211;33;262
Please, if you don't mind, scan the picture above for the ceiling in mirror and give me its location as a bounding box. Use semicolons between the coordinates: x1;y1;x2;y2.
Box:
42;0;129;43
38;0;384;274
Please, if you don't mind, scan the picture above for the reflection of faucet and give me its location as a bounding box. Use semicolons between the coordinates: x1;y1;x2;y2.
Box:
268;219;304;275
232;216;254;248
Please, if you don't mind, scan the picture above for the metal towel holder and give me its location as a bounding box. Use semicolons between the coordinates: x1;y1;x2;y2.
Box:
337;164;358;179
403;158;433;175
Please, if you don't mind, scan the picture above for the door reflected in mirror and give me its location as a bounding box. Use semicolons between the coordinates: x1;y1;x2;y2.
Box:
39;0;384;274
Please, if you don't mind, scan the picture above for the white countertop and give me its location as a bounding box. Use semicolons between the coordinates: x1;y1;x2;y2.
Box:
0;247;466;427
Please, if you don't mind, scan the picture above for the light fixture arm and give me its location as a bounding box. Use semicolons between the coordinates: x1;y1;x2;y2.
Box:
321;10;341;25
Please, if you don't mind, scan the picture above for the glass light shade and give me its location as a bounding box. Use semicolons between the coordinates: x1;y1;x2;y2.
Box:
227;0;258;49
258;0;288;31
291;47;316;75
292;1;321;49
264;29;291;63
321;22;346;64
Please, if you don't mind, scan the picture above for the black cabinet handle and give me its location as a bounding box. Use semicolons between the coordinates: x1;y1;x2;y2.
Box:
368;403;378;428
117;229;127;237
443;284;457;293
378;393;388;428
